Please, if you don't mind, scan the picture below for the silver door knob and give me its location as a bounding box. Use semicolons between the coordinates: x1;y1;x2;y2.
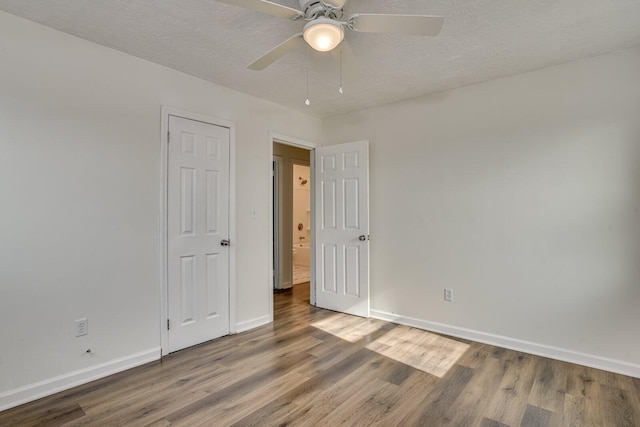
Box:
220;239;230;246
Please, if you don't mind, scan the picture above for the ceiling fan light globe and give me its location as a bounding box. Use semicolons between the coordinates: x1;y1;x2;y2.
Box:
303;19;344;52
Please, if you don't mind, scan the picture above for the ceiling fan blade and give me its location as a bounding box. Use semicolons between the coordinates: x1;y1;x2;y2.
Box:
349;14;444;36
248;33;305;70
331;39;362;82
217;0;304;19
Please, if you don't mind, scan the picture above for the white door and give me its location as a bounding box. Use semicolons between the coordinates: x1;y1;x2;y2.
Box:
167;115;230;353
314;140;370;317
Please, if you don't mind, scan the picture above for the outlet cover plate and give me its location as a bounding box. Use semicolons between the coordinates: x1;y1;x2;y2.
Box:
75;318;88;337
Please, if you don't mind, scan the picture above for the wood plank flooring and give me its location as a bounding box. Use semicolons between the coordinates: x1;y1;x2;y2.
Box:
1;283;639;426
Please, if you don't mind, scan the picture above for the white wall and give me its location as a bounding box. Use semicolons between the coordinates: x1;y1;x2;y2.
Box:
322;46;640;375
0;11;321;408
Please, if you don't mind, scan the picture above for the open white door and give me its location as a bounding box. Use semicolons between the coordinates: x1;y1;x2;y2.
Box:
314;140;369;317
167;115;230;353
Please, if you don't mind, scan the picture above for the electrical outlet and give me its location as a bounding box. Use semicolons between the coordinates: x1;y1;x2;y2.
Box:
444;288;453;302
75;318;88;337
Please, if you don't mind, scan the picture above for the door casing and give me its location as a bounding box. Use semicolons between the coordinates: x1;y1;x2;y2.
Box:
160;106;237;356
272;156;282;291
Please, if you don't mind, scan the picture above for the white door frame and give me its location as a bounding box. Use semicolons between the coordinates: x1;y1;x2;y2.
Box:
268;132;316;322
272;156;282;291
160;106;237;356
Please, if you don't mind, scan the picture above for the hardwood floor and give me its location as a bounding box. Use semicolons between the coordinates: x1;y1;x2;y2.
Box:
1;283;639;426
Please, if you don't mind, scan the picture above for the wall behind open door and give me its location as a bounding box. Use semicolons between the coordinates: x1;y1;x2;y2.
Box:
314;140;370;317
319;46;640;377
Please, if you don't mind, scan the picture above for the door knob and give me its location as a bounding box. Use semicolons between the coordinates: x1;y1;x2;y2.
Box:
358;235;369;241
220;239;230;246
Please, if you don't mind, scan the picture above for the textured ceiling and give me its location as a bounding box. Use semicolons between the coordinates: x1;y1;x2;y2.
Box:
1;0;640;118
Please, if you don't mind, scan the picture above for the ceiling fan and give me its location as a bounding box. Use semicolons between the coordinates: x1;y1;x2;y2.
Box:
217;0;444;72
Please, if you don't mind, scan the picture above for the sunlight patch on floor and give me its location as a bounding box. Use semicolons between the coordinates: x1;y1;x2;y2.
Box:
313;312;469;378
311;313;387;343
367;325;470;378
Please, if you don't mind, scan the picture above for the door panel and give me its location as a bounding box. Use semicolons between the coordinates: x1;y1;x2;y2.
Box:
315;140;369;317
322;180;337;229
168;115;230;353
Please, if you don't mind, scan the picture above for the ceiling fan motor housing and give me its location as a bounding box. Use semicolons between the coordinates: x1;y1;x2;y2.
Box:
299;0;342;19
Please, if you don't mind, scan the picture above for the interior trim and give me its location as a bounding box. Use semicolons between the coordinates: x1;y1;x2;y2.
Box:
371;309;640;379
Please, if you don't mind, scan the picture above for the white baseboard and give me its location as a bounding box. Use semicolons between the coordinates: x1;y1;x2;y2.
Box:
235;315;271;334
0;347;160;412
371;310;640;379
275;281;292;290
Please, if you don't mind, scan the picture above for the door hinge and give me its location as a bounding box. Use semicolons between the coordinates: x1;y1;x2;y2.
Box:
167;319;170;330
167;131;170;142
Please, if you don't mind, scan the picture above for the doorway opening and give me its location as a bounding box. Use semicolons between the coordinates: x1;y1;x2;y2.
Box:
269;136;371;322
271;136;315;320
292;162;311;286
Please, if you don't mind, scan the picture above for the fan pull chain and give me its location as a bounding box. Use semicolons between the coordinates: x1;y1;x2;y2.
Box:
305;67;310;106
338;48;344;95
